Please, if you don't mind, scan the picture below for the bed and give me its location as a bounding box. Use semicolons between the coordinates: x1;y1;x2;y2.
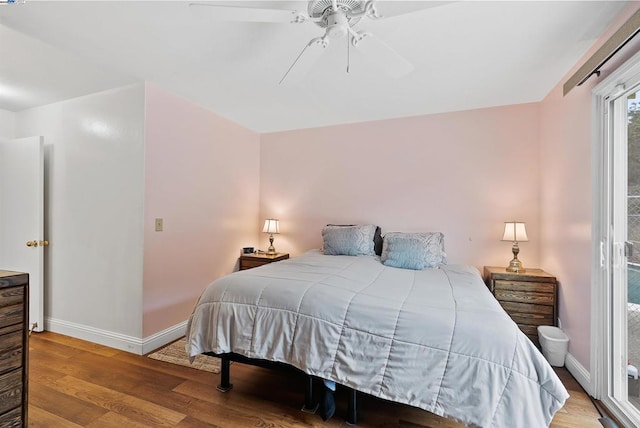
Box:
186;246;569;427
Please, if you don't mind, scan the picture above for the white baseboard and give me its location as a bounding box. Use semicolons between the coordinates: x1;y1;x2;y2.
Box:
141;321;188;354
44;317;187;355
565;352;592;395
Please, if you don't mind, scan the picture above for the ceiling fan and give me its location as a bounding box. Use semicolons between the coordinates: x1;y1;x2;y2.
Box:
189;0;422;84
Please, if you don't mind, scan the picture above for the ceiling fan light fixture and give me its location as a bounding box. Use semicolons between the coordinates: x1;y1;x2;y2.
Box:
325;12;349;39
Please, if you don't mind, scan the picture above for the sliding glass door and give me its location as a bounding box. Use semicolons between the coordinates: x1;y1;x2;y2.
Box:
628;91;640;413
594;51;640;426
609;88;640;415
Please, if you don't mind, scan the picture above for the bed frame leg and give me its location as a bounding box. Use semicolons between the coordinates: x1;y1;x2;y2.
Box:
346;388;357;425
216;356;233;392
301;375;319;413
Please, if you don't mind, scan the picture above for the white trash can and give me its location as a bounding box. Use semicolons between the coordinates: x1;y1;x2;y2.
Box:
537;326;569;367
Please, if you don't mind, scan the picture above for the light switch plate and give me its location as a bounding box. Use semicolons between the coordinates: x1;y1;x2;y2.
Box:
155;218;163;232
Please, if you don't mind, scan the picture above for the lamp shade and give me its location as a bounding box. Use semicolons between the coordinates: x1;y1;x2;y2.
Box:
502;222;528;242
262;219;280;234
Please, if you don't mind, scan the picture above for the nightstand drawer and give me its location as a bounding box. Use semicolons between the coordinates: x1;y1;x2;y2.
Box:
0;369;22;415
240;260;266;270
494;290;555;306
499;301;554;316
508;312;554;326
494;280;555;294
0;407;21;427
0;324;22;337
0;330;23;375
526;335;541;348
239;253;290;271
0;304;23;330
518;324;540;337
0;287;23;309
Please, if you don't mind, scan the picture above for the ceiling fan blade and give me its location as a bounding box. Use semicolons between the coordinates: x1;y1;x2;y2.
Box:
280;37;329;85
189;3;309;23
364;0;454;20
352;32;414;78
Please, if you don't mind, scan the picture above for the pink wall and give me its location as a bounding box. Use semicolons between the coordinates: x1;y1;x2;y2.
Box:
540;3;640;369
143;83;260;337
260;103;541;270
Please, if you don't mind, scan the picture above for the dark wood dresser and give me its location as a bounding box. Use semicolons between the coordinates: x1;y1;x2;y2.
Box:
0;270;29;427
483;266;557;348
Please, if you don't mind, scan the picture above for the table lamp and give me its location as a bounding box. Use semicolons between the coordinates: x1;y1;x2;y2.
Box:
263;219;280;255
502;222;528;273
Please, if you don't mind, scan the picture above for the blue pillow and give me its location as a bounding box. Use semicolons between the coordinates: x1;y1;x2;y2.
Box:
328;224;383;256
381;232;446;270
322;224;377;256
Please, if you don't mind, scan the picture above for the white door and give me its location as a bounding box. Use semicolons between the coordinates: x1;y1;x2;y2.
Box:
0;136;45;332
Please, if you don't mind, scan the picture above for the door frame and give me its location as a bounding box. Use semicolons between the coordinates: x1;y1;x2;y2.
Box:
592;48;640;426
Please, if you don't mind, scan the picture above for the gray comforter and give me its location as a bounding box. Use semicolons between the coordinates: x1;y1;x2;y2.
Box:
186;250;569;427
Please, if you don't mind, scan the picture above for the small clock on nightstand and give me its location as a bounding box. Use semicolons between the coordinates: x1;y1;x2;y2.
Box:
483;266;558;348
239;252;289;270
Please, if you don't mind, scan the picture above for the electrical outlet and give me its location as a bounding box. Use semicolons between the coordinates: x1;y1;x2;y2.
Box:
155;218;163;232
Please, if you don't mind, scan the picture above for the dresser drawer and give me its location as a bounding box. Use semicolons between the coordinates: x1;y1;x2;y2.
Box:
0;304;24;330
494;289;555;306
0;369;22;415
494;280;555;294
0;330;23;376
0;287;23;309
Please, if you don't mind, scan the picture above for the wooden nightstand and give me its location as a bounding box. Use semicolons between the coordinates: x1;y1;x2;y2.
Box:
239;253;289;270
0;270;29;427
483;266;557;348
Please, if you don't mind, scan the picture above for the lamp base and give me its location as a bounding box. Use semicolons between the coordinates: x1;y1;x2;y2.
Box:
266;234;276;255
506;258;525;273
505;242;525;273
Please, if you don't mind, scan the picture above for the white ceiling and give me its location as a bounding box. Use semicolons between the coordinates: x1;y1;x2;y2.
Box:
0;1;631;133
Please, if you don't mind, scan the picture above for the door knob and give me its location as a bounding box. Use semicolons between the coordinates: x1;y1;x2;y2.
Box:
26;240;38;247
39;240;49;247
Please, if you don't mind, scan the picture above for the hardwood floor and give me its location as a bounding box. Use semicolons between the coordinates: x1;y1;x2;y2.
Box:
28;332;602;427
